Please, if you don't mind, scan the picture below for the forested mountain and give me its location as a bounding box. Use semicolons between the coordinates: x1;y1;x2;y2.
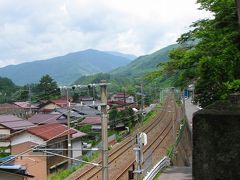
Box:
0;49;133;85
111;44;178;78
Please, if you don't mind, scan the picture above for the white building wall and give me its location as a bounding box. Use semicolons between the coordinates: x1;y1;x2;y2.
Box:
11;132;45;146
126;96;134;103
0;128;11;135
72;139;83;158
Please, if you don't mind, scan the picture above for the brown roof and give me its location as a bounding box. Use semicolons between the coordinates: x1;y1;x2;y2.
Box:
50;100;68;107
0;103;21;110
14;102;38;109
0;115;34;130
26;123;77;140
81;116;101;125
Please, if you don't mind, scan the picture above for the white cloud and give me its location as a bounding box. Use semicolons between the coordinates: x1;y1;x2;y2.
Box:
0;0;211;67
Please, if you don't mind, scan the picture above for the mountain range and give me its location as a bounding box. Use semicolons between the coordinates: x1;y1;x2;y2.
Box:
0;49;134;85
74;44;178;85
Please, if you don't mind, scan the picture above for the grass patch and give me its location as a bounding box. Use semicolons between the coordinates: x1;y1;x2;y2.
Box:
49;151;100;180
143;110;157;125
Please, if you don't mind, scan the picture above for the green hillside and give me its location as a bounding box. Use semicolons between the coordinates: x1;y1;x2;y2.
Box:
111;44;178;78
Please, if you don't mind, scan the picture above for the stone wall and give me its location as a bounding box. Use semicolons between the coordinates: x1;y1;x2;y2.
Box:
193;100;240;180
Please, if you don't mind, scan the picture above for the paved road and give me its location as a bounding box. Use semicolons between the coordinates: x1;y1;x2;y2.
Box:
157;98;197;180
184;97;200;130
158;166;192;180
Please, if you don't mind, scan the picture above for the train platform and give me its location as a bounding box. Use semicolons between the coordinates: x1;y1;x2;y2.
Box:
158;166;192;180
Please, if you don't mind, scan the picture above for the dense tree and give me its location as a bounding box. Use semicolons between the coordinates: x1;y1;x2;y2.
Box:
0;77;18;103
154;0;240;107
36;74;60;100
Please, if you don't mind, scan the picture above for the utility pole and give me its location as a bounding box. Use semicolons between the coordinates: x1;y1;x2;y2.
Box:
100;80;109;180
66;88;72;167
134;134;143;180
133;83;144;180
123;89;126;106
140;83;144;126
28;85;32;116
159;88;162;103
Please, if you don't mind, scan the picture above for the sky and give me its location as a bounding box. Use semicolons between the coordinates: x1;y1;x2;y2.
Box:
0;0;211;68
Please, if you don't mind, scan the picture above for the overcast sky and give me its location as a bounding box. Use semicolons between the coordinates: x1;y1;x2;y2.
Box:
0;0;211;67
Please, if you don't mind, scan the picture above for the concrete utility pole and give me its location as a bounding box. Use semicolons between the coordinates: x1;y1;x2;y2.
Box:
28;86;32;115
140;83;144;126
159;88;162;103
133;83;144;180
66;88;72;167
100;80;109;180
134;134;143;180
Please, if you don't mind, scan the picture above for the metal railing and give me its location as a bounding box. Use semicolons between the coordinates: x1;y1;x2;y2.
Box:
143;156;170;180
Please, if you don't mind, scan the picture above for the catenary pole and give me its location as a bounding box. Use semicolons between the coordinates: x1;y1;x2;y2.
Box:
100;80;109;180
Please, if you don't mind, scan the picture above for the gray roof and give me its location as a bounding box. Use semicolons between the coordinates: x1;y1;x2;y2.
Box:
72;105;101;116
55;108;83;118
28;114;67;125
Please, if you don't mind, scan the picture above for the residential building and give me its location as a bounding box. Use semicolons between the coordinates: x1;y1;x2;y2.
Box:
80;116;109;131
14;102;39;116
38;99;68;113
10;123;86;180
0;103;23;117
0;163;34;180
110;93;135;104
0;156;34;180
0;115;34;153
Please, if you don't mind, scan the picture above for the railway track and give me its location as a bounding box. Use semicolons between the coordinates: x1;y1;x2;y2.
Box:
67;96;178;180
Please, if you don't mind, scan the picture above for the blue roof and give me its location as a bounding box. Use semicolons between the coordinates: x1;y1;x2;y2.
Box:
0;156;15;162
0;164;22;170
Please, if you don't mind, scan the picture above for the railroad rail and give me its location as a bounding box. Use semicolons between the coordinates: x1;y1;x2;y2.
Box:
67;96;178;180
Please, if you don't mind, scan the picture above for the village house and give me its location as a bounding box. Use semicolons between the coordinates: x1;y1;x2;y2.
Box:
80;116;110;132
110;93;135;104
0;115;34;153
10;123;86;180
0;103;23;117
0;156;34;180
14;102;39;116
38;99;69;113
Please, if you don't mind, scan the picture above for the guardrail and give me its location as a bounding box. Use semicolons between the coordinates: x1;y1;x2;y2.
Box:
143;156;170;180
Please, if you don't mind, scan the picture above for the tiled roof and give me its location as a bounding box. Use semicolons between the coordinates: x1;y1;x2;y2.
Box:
26;123;77;140
81;116;101;125
14;102;38;109
0;115;34;130
28;114;66;125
